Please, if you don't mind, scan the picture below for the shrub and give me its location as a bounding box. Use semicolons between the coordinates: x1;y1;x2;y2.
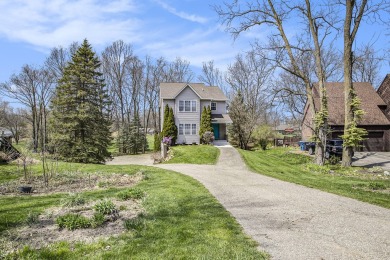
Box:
90;212;105;228
328;155;341;165
202;131;215;145
25;211;40;226
94;199;117;215
56;213;91;230
60;193;86;207
117;188;145;200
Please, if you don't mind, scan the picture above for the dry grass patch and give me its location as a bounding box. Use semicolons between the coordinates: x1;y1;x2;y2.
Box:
0;171;145;195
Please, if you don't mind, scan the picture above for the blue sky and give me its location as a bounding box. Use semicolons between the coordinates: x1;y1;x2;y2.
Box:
0;0;256;83
0;0;389;86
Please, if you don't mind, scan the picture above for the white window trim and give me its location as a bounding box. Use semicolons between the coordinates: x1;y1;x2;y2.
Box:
179;124;183;135
178;123;197;136
185;124;191;135
179;100;197;112
211;102;217;111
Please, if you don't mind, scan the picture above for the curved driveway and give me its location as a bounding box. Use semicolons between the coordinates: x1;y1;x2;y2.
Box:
156;147;390;260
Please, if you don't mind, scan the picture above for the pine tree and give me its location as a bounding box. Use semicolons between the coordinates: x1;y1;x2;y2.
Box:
169;107;178;144
162;104;170;135
126;115;147;154
199;106;213;143
199;106;207;143
161;105;177;145
50;39;111;163
206;105;213;132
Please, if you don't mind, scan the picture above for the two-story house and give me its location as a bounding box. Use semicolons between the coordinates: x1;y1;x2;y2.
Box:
160;82;232;144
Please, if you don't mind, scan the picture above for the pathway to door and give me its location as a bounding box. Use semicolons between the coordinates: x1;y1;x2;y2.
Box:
156;146;390;260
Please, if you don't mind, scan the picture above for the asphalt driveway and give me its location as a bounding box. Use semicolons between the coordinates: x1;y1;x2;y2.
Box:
156;147;390;260
353;152;390;171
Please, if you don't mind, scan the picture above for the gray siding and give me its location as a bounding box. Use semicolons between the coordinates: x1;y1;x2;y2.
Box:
175;86;201;144
200;100;210;112
160;85;229;144
212;101;227;114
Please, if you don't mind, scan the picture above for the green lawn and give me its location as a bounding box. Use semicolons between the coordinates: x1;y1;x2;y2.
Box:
0;162;267;259
165;145;220;164
239;148;390;209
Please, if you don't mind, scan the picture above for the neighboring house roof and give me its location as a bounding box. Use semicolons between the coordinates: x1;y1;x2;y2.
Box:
160;82;228;101
312;82;389;126
211;114;233;124
0;127;13;138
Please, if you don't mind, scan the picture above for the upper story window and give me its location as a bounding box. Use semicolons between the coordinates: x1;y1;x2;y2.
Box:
211;102;217;111
179;100;196;112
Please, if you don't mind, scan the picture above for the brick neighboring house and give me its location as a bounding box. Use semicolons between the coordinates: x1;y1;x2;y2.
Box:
302;82;390;152
160;82;232;144
377;74;390;120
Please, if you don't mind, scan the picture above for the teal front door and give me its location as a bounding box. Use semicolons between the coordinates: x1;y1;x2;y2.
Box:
212;124;220;140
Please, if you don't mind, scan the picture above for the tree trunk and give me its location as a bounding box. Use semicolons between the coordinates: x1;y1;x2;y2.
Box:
341;0;367;167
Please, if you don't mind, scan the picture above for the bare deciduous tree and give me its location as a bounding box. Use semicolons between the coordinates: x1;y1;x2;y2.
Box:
217;0;335;164
102;40;134;129
164;57;194;83
0;101;27;144
197;60;229;95
352;44;383;87
0;65;54;152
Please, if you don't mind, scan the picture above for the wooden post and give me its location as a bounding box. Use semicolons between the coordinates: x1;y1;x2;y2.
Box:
161;143;167;159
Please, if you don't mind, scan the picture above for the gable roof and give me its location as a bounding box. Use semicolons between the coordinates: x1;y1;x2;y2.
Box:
160;82;228;101
312;82;389;126
377;74;390;99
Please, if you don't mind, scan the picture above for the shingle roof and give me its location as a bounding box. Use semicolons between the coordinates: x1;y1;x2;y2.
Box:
211;114;233;124
312;82;389;125
160;82;228;101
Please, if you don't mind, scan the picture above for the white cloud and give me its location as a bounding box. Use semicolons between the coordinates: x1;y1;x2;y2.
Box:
141;25;251;71
0;0;141;49
0;0;256;74
154;0;208;24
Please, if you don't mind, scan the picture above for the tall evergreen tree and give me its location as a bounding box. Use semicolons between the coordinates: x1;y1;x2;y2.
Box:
50;39;111;163
124;115;147;154
206;105;213;133
161;105;177;145
199;105;213;143
169;107;178;144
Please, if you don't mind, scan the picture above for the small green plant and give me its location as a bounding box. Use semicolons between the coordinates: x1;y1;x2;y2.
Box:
328;155;341;165
124;213;146;231
368;182;386;190
119;205;127;211
60;193;86;207
117;188;145;200
25;211;40;226
90;212;105;228
94;199;117;215
56;213;91;230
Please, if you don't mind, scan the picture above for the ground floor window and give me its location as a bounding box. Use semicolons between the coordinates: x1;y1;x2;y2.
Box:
179;124;183;135
179;123;197;135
